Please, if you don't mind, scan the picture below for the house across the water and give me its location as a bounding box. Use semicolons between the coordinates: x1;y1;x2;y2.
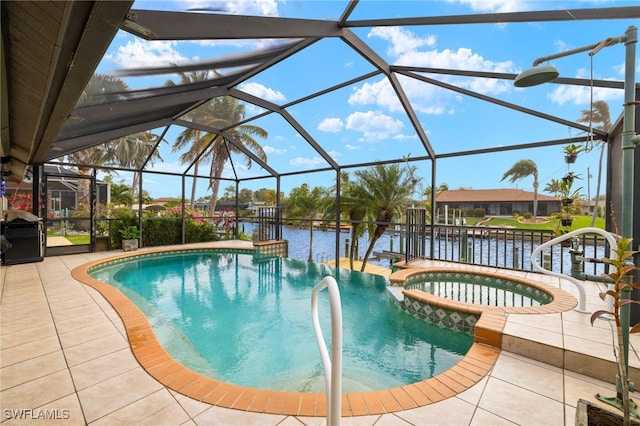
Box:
435;189;562;217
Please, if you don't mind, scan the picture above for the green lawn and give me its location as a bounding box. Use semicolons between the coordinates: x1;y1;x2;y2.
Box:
478;215;605;231
64;235;91;245
47;230;91;245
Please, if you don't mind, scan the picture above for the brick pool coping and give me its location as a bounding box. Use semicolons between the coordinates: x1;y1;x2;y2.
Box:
69;247;581;417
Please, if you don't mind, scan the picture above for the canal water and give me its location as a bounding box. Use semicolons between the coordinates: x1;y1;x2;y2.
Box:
240;222;607;276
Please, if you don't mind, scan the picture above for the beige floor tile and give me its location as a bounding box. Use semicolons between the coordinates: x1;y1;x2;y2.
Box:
1;349;67;389
564;334;616;362
564;372;617;409
0;295;49;316
456;375;488;406
0;335;61;368
54;311;113;335
91;388;189;426
364;413;410;425
58;319;120;349
501;335;564;368
136;400;193;426
489;352;564;401
506;312;562;332
77;368;164;423
290;415;327;426
0;322;57;349
173;392;216;418
393;396;475;425
565;404;578;426
563;318;616;343
32;393;86;426
70;348;140;390
469;407;517;425
0;313;53;336
502;321;564;348
477;377;564;425
63;332;129;366
49;295;96;313
194;406;286;426
0;369;75;413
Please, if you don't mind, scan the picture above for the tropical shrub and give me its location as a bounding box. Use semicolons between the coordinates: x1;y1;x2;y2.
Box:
472;208;485;218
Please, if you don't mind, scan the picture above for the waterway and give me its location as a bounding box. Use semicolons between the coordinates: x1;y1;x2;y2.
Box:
240;222;607;276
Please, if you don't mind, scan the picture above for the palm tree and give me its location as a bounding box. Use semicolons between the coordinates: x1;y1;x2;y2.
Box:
501;159;539;220
69;74;161;208
105;132;164;198
167;71;268;214
424;182;449;220
167;70;211;209
285;184;329;262
323;171;369;270
352;163;419;272
544;178;563;198
203;96;267;214
576;100;611;226
68;74;130;208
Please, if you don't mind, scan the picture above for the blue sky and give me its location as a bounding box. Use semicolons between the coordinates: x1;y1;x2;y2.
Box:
90;0;639;201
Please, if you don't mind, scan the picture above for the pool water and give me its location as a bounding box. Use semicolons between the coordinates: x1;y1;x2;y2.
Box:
404;271;552;307
89;249;472;392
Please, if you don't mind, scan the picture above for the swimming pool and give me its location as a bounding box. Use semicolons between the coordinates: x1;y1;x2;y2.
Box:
87;249;473;393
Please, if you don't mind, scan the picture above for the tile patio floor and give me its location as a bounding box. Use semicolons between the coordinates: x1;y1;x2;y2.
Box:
1;241;638;425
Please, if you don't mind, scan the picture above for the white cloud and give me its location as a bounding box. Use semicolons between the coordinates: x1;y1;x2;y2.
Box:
348;79;404;112
263;145;287;155
345;111;404;141
548;82;621;106
318;117;344;132
446;0;528;13
239;82;286;102
328;150;342;159
349;76;451;114
289;157;327;167
108;39;189;69
345;144;361;150
546;66;623;105
354;28;517;115
184;0;279;16
368;27;436;57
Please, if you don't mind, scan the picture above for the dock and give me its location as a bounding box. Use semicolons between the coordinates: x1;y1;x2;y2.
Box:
322;257;392;277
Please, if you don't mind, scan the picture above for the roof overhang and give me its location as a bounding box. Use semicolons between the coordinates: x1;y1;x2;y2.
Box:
1;1;133;181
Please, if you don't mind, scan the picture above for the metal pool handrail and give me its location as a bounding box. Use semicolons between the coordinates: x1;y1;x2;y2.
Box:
311;276;343;426
530;227;618;313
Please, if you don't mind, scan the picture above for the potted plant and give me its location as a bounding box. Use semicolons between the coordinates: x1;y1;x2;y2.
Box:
95;221;111;251
580;235;640;424
563;143;584;164
551;221;573;247
557;177;582;228
561;171;581;184
119;225;140;252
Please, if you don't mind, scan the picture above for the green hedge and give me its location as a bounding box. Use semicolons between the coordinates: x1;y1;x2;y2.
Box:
105;215;221;249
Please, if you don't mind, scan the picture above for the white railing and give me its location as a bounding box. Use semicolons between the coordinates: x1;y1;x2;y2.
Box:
531;227;618;313
311;276;342;426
